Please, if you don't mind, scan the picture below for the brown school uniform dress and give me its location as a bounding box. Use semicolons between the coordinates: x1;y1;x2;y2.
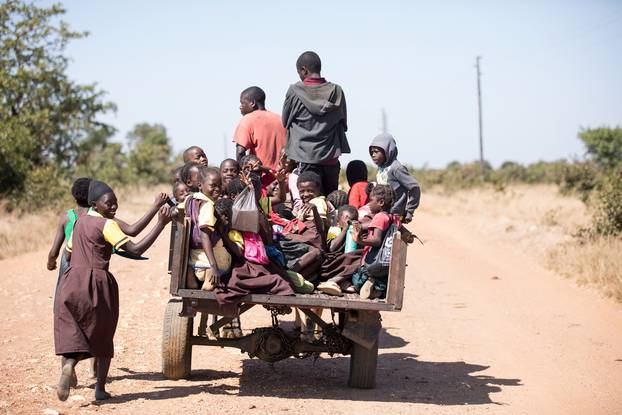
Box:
320;236;363;284
216;259;295;304
54;210;130;358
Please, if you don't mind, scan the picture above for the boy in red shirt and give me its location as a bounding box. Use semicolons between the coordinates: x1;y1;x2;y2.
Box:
234;86;286;171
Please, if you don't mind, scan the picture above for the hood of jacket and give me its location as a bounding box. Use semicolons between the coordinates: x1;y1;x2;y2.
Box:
289;81;343;116
370;133;398;167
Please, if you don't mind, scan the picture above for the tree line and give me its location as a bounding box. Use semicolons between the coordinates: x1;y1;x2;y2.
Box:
0;0;174;209
412;127;622;237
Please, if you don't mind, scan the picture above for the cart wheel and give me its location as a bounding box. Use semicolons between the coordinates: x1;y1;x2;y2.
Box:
162;299;192;379
348;337;379;389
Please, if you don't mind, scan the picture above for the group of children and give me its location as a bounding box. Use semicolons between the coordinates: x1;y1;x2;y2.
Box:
172;132;419;302
45;49;422;402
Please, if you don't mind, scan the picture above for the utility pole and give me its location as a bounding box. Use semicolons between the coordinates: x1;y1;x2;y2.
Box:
381;108;388;133
223;132;227;160
475;56;485;181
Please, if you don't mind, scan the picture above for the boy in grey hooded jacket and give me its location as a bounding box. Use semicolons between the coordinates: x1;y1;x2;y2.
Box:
282;51;350;195
369;133;421;223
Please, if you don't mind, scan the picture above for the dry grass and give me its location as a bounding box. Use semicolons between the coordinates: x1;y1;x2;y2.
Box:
547;237;622;302
424;184;622;302
422;184;590;253
0;185;168;261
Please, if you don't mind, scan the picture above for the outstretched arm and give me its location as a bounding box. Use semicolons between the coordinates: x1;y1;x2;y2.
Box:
236;144;247;162
116;193;167;236
269;170;287;206
120;206;171;256
47;214;68;270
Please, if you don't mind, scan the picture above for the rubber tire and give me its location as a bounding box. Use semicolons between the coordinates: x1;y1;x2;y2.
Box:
348;337;379;389
162;299;193;380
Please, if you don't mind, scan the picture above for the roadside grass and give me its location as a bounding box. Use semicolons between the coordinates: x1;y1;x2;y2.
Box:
0;185;168;261
424;184;622;303
547;237;622;302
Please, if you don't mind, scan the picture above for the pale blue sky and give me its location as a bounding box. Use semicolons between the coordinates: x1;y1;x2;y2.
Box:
55;0;622;168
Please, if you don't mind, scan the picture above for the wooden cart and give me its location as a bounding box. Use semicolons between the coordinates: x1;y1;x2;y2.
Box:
162;218;408;389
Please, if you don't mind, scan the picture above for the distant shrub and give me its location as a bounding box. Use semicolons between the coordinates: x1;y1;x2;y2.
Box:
8;164;70;211
592;168;622;237
558;161;600;202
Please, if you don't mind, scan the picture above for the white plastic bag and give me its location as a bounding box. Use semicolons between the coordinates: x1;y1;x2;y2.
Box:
232;186;260;233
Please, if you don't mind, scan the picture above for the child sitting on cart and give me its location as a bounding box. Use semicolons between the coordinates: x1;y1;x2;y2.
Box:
184;167;231;291
351;184;398;299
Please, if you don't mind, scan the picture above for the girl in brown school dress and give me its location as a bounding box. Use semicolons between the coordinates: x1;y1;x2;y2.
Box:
54;180;172;401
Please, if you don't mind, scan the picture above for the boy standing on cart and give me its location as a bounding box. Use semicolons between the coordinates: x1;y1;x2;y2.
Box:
282;51;350;195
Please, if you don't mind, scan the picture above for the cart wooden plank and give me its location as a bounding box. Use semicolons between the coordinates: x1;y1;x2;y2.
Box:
385;232;407;311
176;289;396;311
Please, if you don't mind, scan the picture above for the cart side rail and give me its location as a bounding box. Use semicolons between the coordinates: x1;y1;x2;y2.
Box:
169;218;408;312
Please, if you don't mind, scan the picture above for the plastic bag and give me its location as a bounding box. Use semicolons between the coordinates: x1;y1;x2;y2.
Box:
242;231;270;265
232;186;260;233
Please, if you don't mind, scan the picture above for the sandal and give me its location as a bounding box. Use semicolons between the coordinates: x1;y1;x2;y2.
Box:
57;362;75;401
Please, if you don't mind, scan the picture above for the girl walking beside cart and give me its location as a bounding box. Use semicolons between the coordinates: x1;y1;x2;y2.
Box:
54;180;172;401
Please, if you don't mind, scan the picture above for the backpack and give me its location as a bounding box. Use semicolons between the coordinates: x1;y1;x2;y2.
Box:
364;221;398;278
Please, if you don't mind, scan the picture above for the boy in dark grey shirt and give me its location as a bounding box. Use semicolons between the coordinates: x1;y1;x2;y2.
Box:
282;51;350;195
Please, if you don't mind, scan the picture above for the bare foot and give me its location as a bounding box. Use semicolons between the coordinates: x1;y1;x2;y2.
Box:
95;389;111;401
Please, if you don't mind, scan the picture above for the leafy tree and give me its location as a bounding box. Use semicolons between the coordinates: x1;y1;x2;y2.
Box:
74;126;131;187
0;0;115;200
579;127;622;171
127;123;173;184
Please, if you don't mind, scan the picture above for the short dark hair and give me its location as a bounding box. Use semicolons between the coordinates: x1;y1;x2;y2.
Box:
338;204;358;221
297;170;321;188
240;154;260;169
327;190;348;209
296;51;321;73
173;180;187;193
182;146;203;162
171;166;183;183
72;177;91;208
198;166;220;182
346;160;368;186
226;177;247;198
180;161;200;184
365;182;375;196
370;184;394;211
215;197;233;220
220;158;239;171
241;86;266;105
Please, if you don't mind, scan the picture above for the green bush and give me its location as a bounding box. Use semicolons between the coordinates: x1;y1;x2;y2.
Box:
592;168;622;237
558;161;600;202
8;164;70;211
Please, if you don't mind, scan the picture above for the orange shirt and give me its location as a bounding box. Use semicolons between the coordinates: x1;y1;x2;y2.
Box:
233;110;286;171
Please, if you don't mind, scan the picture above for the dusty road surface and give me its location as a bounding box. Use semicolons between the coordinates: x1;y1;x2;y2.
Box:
1;197;622;415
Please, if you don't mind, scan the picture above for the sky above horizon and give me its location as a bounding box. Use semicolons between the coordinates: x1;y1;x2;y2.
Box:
54;0;622;168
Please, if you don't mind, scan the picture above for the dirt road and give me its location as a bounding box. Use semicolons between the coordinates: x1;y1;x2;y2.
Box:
1;201;621;414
